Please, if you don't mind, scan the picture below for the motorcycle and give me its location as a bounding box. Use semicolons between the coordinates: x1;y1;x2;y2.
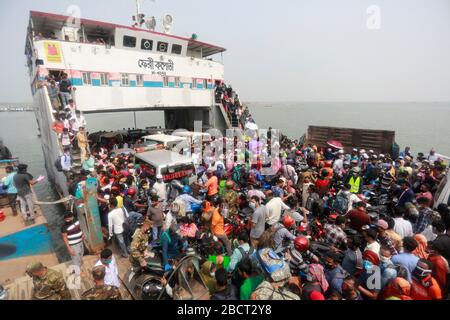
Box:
224;211;252;240
123;252;211;300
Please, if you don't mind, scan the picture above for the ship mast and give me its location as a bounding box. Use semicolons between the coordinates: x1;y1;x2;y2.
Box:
133;0;144;28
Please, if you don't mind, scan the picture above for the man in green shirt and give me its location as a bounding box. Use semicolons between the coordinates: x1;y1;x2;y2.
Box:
237;258;264;300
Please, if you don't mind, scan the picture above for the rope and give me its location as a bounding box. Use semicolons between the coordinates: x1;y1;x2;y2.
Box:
33;195;74;205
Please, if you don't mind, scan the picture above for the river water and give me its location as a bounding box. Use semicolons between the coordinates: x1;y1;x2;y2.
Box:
0;101;449;260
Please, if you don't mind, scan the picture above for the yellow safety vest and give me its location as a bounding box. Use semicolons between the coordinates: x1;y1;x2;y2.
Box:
349;176;361;193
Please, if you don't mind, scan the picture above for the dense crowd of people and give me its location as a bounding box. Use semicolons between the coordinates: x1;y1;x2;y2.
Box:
215;82;249;129
3;80;449;300
57;124;450;300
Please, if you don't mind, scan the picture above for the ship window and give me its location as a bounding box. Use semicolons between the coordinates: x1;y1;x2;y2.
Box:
171;44;182;55
192;78;197;89
163;76;169;87
174;77;180;88
82;72;92;85
100;73;109;86
136;74;144;86
157;41;168;53
121;73;130;86
203;79;208;89
123;35;136;48
141;39;153;51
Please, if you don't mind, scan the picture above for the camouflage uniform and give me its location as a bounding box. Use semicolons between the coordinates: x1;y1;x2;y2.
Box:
223;189;239;217
81;284;122;300
250;281;300;300
129;228;150;266
28;264;71;300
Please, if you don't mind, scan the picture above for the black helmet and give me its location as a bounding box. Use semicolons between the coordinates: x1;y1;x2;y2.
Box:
0;284;7;300
136;216;145;227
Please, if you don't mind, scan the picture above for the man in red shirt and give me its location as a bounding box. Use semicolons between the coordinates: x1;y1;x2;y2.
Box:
410;259;442;300
315;170;330;197
345;202;371;232
427;240;450;293
415;183;433;208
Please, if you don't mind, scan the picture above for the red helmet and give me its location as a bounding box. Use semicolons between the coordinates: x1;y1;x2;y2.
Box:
127;188;136;196
294;236;310;252
282;215;295;229
296;150;302;156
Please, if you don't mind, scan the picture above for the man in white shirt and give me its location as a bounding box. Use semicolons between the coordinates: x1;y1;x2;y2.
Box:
94;248;120;288
108;197;129;258
333;152;345;173
60;148;72;176
152;174;167;203
265;190;290;226
393;209;414;238
72;110;87;128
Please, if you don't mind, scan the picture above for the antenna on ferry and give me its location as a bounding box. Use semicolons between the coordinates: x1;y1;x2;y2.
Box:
132;0;145;28
162;14;173;34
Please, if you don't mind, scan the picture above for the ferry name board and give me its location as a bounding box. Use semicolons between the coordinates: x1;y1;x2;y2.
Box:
138;57;174;71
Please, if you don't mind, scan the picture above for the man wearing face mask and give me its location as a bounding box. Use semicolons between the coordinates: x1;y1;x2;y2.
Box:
410;259;442;300
357;250;381;300
379;246;398;288
129;217;153;268
94;248;120;288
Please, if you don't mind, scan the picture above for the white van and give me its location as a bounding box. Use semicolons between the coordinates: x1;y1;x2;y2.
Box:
134;149;196;184
141;134;188;151
171;131;211;146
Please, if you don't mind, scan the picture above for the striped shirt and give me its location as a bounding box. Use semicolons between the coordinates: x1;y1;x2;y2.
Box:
61;220;83;246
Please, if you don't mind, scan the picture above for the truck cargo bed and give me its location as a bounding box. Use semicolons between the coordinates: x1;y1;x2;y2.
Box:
301;125;399;157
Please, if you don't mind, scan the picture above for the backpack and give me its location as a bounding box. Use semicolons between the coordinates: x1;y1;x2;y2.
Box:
55;154;72;172
255;248;291;283
231;246;256;287
124;212;143;241
55;156;63;172
232;166;241;184
393;263;409;280
333;192;349;214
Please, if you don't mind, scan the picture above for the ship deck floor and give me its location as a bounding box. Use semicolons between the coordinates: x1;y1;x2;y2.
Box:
4;254;132;300
0;165;60;286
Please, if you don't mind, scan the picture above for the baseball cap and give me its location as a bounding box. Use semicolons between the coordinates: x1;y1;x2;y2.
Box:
156;174;163;179
26;261;44;274
376;219;389;230
64;212;74;219
92;265;106;279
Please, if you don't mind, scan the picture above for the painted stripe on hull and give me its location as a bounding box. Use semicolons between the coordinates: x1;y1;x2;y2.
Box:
0;224;54;261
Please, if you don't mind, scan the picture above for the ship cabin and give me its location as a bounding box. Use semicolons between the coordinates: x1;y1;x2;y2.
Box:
25;10;227;131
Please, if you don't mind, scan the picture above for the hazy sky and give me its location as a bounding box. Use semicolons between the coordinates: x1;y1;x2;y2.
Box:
0;0;449;102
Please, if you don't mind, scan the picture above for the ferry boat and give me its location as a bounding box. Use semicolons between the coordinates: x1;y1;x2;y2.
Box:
24;6;242;255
